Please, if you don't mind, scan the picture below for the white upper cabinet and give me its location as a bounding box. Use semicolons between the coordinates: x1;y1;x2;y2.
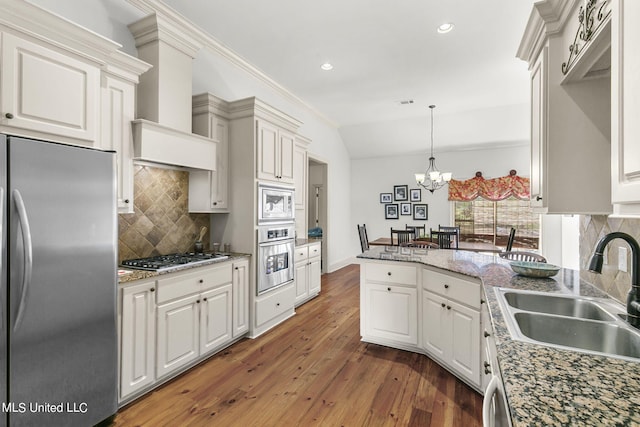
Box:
0;32;100;144
257;119;295;184
611;0;640;216
518;0;612;214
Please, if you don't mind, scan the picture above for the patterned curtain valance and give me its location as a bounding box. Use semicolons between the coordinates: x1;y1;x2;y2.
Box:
448;170;530;202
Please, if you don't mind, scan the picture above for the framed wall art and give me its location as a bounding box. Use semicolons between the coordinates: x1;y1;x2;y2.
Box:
410;188;421;202
385;204;399;219
394;185;408;201
413;204;428;220
400;203;411;215
380;193;392;203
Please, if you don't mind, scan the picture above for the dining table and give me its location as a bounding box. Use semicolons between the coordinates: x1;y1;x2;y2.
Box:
368;237;502;253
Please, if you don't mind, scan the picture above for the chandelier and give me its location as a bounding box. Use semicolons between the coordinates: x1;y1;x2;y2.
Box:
415;105;452;193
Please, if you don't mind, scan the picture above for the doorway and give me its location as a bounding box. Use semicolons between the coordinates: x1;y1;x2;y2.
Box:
308;156;328;273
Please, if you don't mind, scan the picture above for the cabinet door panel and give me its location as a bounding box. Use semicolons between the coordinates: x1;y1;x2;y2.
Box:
257;120;279;180
308;258;321;295
232;260;249;337
294;262;308;303
449;301;480;383
530;47;547;208
1;33;99;142
156;295;199;378
200;284;232;355
366;283;417;345
279;130;295;183
120;281;155;400
422;291;447;359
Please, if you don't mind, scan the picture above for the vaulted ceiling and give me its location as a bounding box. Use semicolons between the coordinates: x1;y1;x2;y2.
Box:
161;0;534;158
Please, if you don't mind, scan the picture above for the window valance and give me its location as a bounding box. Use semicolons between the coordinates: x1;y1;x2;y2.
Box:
448;170;530;201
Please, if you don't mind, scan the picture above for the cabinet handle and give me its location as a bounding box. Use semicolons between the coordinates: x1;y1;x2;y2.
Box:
4;113;13;119
536;196;542;201
480;299;485;304
150;287;155;292
484;331;490;338
444;284;449;289
484;361;491;368
484;365;492;375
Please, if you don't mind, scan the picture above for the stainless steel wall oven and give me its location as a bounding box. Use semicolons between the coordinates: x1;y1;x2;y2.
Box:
257;223;295;295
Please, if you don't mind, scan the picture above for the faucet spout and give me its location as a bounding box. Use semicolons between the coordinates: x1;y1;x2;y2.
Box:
588;232;640;328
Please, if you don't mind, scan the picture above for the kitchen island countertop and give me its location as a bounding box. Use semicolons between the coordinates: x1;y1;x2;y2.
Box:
358;246;640;426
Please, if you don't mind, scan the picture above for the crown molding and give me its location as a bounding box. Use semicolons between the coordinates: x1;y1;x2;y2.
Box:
227;97;303;132
125;0;337;128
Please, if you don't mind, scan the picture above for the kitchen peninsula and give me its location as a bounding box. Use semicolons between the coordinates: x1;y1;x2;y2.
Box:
358;246;640;426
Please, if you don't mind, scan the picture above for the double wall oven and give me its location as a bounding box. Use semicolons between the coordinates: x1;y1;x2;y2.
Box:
257;183;295;295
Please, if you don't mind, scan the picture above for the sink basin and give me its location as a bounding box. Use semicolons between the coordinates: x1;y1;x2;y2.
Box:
502;291;615;321
495;288;640;362
514;312;640;360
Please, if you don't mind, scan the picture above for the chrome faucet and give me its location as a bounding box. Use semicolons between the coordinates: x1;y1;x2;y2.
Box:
588;232;640;329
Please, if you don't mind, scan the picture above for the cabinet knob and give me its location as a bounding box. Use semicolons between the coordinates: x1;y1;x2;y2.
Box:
446;305;451;310
150;287;155;292
387;272;392;276
235;267;239;270
484;331;490;338
4;113;13;119
484;366;492;375
444;284;449;289
276;302;280;307
441;303;446;308
484;361;491;368
203;297;207;302
199;279;204;283
480;299;485;304
536;196;543;201
387;287;391;291
213;202;218;206
124;199;130;204
196;299;200;303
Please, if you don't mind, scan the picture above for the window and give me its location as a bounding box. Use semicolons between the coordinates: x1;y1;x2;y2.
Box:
453;196;539;249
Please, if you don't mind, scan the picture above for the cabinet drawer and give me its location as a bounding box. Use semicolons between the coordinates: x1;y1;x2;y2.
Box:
255;284;295;327
156;263;233;304
422;268;481;309
365;262;417;286
308;243;321;259
295;245;308;260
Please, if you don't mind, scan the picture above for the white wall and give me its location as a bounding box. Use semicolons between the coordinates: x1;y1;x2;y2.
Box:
351;144;530;255
29;0;355;272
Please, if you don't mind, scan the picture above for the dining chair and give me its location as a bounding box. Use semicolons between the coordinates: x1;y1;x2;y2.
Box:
436;230;459;249
406;224;426;239
506;227;516;251
499;251;547;263
390;228;413;246
357;224;369;252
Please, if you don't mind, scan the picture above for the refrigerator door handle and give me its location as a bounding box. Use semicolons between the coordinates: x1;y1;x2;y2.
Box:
12;189;33;332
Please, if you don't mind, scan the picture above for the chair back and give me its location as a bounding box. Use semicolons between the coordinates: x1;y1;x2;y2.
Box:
499;251;547;263
357;224;369;252
506;228;516;251
436;230;459;249
390;228;413;246
406;224;426;239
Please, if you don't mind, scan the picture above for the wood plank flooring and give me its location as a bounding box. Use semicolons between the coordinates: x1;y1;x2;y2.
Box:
112;264;483;427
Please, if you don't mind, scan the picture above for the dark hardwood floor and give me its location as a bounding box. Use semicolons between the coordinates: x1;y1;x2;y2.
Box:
112;264;482;426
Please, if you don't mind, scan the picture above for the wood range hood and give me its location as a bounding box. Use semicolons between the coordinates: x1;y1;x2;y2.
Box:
128;13;216;171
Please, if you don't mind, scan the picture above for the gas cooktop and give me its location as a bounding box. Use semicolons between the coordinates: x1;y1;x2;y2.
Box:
121;252;229;272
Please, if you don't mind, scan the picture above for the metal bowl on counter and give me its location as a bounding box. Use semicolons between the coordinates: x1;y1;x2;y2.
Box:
509;261;560;278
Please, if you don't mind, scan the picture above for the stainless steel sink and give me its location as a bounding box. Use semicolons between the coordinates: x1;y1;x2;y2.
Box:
502;291;616;321
495;288;640;362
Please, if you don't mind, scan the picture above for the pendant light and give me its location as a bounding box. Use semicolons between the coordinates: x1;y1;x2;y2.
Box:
415;105;452;193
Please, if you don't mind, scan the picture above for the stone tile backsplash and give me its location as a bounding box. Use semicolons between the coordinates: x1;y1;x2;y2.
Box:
580;215;640;303
118;165;210;263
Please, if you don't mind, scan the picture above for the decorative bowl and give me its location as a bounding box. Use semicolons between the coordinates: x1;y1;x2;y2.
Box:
509;261;560;278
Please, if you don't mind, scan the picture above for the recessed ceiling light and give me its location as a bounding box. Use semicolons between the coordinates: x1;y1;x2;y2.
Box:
321;62;333;71
437;23;454;34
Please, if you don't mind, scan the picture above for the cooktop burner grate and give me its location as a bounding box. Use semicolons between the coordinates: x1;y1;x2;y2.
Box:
121;252;229;272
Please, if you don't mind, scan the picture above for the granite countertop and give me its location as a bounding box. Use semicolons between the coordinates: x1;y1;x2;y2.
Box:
295;238;322;247
358;246;640;426
118;253;251;285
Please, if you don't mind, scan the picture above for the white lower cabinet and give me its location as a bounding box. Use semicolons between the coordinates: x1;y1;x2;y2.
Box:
359;260;483;391
118;258;249;404
119;279;156;401
294;242;322;306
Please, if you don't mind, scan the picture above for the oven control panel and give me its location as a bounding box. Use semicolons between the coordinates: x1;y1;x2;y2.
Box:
258;224;295;243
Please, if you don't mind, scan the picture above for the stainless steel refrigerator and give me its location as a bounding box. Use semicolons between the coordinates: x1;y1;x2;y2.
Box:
0;135;118;426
